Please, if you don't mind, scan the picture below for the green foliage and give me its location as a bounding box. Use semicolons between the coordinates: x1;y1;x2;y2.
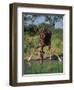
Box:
24;24;38;35
51;29;63;54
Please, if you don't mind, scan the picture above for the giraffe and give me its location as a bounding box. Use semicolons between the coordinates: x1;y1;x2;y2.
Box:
39;28;52;63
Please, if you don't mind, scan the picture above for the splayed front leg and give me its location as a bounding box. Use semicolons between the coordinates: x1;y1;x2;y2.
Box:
48;44;52;60
39;47;45;64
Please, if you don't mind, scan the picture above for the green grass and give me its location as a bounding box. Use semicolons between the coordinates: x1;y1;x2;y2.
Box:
24;59;63;74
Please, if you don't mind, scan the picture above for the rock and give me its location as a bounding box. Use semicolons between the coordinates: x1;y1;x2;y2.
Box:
51;54;58;60
59;53;63;61
50;53;63;62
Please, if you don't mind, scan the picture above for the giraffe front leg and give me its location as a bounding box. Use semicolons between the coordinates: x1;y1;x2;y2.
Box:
40;47;45;64
48;44;52;60
27;48;36;66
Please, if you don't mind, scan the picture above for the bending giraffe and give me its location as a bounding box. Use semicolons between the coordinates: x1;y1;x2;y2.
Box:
27;28;52;64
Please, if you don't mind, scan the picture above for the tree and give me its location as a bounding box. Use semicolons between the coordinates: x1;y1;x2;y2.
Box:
45;15;63;28
24;14;63;29
24;14;40;25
